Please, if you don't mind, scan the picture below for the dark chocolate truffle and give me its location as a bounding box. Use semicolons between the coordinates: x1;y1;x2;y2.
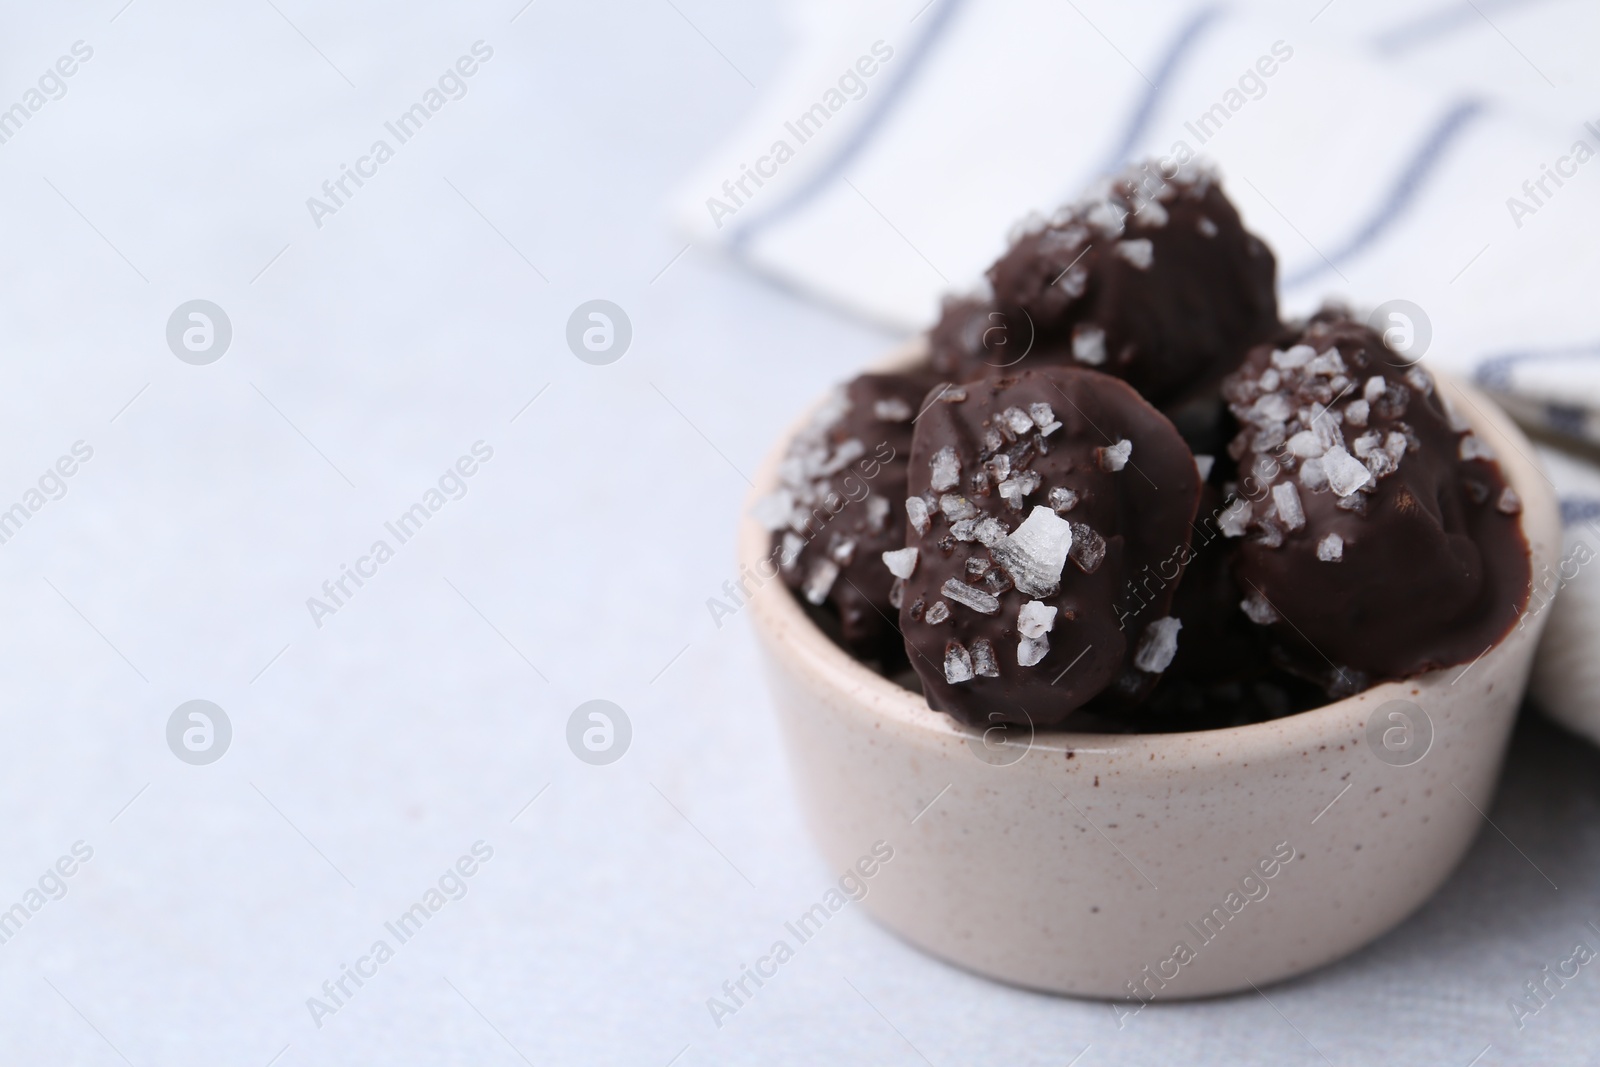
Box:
1219;312;1531;693
896;368;1202;727
948;162;1279;407
759;371;938;662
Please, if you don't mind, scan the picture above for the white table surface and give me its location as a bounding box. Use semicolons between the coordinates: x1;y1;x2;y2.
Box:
0;1;1595;1064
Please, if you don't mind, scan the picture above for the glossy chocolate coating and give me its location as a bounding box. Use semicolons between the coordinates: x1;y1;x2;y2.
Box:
898;368;1201;727
933;164;1279;407
1221;313;1531;693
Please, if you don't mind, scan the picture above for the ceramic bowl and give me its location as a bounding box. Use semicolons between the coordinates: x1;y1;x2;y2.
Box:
740;347;1557;1000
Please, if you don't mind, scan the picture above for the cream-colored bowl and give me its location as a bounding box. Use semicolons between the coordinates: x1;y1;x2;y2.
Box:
741;353;1557;1000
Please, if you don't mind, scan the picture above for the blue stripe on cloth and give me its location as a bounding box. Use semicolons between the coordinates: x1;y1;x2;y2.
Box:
1097;5;1224;176
1475;346;1600;391
729;0;968;250
1370;0;1557;57
1560;498;1600;527
1283;98;1484;290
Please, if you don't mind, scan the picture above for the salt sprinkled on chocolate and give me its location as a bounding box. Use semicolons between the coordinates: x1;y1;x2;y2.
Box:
1133;616;1182;673
1115;239;1154;270
906;496;931;535
1072;325;1107;366
1220;309;1529;691
1240;594;1278;625
1099;439;1133;471
971;638;1000;678
1017;600;1057;639
768;370;939;661
943;577;1001;615
874;397;913;421
944;641;974;683
930;445;962;491
881;546;919;579
898;367;1200;726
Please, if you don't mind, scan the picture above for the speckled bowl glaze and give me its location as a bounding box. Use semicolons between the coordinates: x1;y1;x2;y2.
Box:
742;350;1557;1000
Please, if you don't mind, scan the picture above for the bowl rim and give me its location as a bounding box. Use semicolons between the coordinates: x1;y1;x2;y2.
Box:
739;341;1559;764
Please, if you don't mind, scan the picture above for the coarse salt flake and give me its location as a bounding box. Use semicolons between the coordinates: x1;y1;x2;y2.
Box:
881;547;919;579
1017;600;1057;639
1099;439;1133;471
1317;532;1343;562
1133;616;1182;673
943;577;1001;615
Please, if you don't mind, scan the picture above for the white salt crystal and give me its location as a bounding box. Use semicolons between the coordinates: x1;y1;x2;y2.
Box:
1286;430;1325;459
1498;488;1522;515
1018;634;1050;667
1406;367;1434;396
990;505;1075;597
873;397;912;421
940;494;978;521
1460;435;1496;461
1363;376;1387;405
944;641;974;684
1133;616;1182;673
865;495;890;531
974;518;1008;546
781;532;804;569
1197;216;1218;237
819;438;865;475
889;577;906;608
938;385;967;403
1017;600;1057;640
881;547;919;579
1240;594;1279;625
1308;350;1347;377
1252;393;1293;424
1099;439;1133;471
1194;454;1215;481
1259;369;1281;392
1321;445;1373;497
752;489;794;531
1317;532;1343;562
1344;399;1369;427
930;446;962;491
966;557;990;576
803;560;839;605
943;577;1000;615
1116;238;1154;269
1073;324;1107;366
1298;457;1329;493
1048;486;1079;513
1352;432;1383;459
1272;482;1305;530
1003;407;1035;435
1272;345;1315;370
1219;498;1252;537
1029;403;1056;429
987;453;1011;481
906;496;931;535
830;537;856;565
950;519;978;541
971;638;1000;678
925;601;950;624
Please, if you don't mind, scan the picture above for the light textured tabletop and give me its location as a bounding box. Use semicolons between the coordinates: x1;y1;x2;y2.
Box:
0;2;1595;1065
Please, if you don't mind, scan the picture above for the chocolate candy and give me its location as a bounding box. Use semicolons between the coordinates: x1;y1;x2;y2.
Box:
758;371;938;663
1220;311;1530;693
942;162;1279;408
896;368;1202;727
